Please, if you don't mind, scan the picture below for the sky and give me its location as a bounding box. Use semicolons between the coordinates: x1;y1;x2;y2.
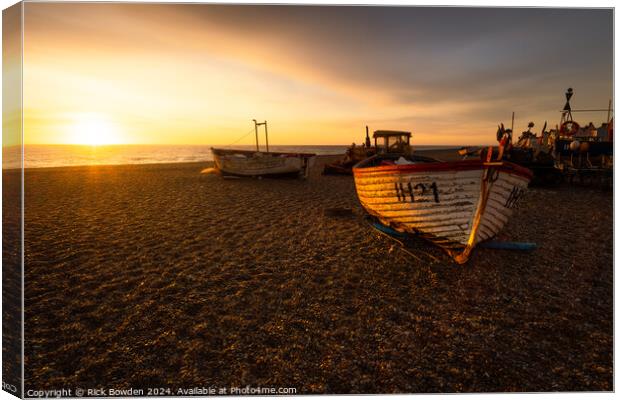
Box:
17;4;614;146
3;2;21;148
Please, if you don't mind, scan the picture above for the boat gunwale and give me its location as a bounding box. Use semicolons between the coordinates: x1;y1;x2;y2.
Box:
211;147;316;158
353;156;533;180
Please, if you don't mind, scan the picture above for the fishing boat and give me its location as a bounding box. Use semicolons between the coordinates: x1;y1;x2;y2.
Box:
211;120;315;178
491;88;613;186
353;130;533;264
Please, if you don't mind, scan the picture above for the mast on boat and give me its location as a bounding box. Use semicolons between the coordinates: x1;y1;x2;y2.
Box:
253;119;269;152
560;88;613;123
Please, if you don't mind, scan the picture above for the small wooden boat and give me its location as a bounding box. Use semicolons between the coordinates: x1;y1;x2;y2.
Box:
353;130;533;263
211;120;315;178
211;148;315;178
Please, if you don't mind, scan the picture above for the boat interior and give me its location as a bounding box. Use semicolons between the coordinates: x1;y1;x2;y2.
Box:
355;153;440;168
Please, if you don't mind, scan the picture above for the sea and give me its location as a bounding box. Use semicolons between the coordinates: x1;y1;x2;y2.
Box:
3;144;462;169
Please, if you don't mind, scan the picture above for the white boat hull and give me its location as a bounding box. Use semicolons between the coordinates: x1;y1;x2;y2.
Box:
211;148;315;178
353;159;532;263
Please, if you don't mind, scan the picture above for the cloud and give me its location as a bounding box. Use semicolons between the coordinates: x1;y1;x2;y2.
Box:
22;4;613;145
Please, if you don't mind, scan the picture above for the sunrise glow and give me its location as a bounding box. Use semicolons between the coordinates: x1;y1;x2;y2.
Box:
68;114;123;146
19;4;613;146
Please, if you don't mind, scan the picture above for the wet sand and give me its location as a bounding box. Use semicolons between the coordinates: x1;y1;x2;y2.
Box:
19;149;612;393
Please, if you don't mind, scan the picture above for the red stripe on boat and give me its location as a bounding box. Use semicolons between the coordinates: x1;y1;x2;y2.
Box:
353;160;533;180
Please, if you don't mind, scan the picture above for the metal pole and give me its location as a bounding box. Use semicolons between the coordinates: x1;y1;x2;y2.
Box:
252;119;259;152
264;121;269;152
608;99;612;124
511;112;515;144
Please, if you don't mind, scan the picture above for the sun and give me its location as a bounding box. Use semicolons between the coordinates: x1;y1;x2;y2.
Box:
69;114;123;145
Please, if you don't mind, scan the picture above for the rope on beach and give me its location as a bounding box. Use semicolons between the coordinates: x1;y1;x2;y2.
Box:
368;220;442;264
224;128;257;148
